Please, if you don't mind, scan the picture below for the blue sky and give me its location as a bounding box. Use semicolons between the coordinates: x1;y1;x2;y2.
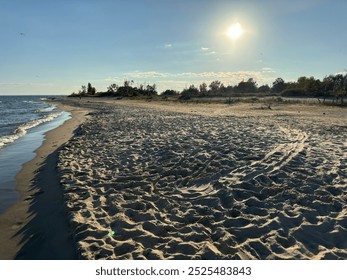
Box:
0;0;346;95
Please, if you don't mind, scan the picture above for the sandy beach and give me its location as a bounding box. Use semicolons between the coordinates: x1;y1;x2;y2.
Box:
1;98;346;259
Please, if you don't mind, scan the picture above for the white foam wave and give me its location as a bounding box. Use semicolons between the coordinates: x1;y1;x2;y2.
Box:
0;112;63;149
35;104;57;113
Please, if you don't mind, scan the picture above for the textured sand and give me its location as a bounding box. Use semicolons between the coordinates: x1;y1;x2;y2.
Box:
55;99;347;260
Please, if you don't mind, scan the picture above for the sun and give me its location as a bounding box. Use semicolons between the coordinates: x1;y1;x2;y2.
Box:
227;22;243;40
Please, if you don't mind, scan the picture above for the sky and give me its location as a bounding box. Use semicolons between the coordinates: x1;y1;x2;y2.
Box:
0;0;346;95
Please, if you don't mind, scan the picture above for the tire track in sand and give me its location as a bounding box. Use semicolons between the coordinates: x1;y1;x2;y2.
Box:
218;126;308;186
167;125;308;201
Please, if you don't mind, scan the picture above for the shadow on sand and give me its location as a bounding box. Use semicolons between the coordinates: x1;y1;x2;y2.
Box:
13;145;77;259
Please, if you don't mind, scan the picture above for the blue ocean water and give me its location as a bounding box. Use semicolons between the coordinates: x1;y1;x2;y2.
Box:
0;96;63;149
0;95;69;213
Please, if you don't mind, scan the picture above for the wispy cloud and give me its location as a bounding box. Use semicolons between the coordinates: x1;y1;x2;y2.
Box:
200;47;216;56
261;67;275;73
164;43;172;48
206;51;216;55
124;71;168;78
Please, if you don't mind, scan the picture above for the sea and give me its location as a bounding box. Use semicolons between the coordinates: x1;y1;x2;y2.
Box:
0;95;70;213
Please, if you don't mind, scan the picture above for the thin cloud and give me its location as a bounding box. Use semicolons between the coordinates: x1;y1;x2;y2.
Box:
200;47;216;56
125;71;169;78
164;43;172;48
261;67;275;73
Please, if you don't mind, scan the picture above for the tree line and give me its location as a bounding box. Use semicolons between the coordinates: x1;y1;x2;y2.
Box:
71;81;157;98
70;73;347;104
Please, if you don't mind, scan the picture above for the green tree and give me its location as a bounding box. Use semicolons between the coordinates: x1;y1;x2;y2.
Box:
145;84;157;96
124;80;134;96
79;85;87;96
236;78;257;93
258;84;270;93
87;82;96;95
332;74;347;104
180;85;199;99
199;83;208;96
297;76;321;96
272;77;286;93
161;89;179;96
209;80;223;95
107;83;119;93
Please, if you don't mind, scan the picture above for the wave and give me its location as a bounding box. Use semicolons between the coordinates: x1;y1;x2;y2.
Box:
35;104;57;113
0;112;63;149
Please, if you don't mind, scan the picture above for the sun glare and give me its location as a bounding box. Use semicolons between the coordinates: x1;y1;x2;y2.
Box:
227;22;243;40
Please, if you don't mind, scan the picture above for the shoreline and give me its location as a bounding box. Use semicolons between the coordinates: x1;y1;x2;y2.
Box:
0;111;72;214
0;102;91;259
1;98;346;259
